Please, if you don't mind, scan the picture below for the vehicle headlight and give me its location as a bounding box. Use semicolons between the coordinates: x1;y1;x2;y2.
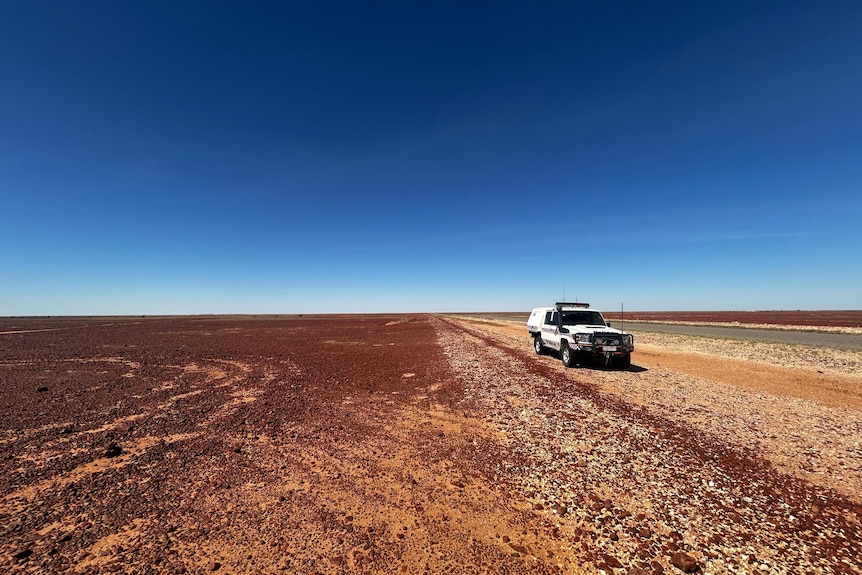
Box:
577;333;591;343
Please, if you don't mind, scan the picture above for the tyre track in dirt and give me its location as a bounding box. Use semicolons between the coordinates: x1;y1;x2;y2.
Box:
436;317;861;574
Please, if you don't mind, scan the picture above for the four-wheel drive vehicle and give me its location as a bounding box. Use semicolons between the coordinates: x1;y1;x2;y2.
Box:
527;302;634;368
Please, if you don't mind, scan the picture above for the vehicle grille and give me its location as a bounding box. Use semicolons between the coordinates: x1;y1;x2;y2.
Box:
594;333;621;346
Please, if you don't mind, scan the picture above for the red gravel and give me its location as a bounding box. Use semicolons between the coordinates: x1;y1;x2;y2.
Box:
1;315;860;574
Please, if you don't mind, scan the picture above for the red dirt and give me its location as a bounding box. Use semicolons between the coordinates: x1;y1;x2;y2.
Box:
1;316;860;574
2;316;537;574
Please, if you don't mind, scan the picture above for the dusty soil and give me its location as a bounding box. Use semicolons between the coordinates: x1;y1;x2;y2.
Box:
1;316;860;574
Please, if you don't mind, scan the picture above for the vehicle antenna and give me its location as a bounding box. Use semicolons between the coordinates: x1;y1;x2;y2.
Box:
621;302;625;333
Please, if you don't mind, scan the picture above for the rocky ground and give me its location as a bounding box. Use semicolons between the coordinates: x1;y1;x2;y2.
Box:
1;315;860;574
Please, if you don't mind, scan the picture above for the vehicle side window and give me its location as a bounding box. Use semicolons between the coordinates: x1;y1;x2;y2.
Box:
551;311;559;325
544;311;553;325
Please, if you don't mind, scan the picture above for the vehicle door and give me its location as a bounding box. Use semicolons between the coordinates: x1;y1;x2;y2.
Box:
542;310;561;350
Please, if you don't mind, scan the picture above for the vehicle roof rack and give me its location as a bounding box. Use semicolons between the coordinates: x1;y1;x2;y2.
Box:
555;302;590;309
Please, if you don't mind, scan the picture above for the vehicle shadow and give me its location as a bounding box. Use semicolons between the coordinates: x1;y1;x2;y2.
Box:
624;364;648;373
564;356;648;372
540;348;648;372
582;364;648;373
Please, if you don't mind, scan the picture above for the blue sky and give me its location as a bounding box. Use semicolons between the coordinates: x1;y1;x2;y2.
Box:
2;1;860;314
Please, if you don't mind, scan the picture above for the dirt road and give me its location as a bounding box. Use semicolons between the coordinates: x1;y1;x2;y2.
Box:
1;316;860;574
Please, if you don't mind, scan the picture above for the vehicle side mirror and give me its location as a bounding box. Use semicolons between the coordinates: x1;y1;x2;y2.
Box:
606;322;611;327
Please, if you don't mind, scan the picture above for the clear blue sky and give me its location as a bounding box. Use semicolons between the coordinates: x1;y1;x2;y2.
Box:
2;1;860;314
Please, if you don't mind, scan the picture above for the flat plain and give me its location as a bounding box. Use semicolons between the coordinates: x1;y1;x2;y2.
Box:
1;314;860;574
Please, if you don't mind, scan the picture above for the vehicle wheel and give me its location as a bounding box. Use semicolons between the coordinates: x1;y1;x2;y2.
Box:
533;336;545;355
561;344;576;368
615;354;631;369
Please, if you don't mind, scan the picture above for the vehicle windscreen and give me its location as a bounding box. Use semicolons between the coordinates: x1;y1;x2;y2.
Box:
561;311;606;326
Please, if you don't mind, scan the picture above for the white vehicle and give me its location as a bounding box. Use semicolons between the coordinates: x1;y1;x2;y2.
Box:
527;302;634;369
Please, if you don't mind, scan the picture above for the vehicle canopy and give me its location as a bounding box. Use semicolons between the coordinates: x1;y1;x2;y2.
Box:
528;302;613;332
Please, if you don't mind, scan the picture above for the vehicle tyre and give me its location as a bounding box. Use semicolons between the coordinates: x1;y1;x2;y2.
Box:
533;336;545;355
561;344;576;368
615;354;632;369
